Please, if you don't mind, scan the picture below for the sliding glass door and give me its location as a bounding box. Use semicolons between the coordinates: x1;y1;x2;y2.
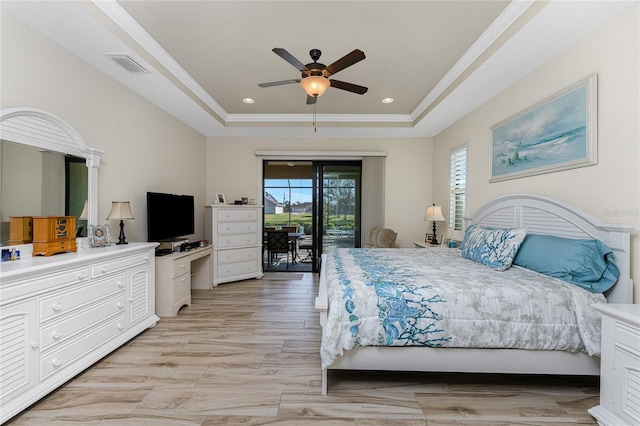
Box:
313;161;361;270
263;160;361;272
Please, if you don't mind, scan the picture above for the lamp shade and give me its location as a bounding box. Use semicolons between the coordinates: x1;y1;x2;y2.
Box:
424;204;445;222
79;200;89;220
300;76;330;97
106;201;135;220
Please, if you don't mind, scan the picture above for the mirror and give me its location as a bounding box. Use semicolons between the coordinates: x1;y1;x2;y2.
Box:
0;140;88;245
0;108;104;247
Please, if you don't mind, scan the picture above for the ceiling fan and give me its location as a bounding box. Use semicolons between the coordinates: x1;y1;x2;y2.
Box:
258;48;368;104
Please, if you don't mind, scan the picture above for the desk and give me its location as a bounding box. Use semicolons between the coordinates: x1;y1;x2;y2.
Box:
155;245;213;317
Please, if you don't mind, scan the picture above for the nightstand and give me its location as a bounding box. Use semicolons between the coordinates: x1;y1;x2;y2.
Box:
589;304;640;426
413;241;445;248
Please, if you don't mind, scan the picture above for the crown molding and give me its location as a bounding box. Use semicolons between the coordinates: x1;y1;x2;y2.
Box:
410;0;535;121
91;0;229;121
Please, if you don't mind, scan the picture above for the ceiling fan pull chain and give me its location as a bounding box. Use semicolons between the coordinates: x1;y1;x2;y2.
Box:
313;101;317;132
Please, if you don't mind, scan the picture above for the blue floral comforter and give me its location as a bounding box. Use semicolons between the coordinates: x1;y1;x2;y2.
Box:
320;248;606;369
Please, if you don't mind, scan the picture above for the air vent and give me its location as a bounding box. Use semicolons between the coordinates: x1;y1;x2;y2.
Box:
103;53;149;74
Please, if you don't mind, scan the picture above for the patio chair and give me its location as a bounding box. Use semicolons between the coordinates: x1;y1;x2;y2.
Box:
265;230;290;269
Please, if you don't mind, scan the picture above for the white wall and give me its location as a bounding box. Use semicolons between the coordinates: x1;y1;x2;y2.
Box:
0;11;208;243
206;137;433;247
433;5;639;295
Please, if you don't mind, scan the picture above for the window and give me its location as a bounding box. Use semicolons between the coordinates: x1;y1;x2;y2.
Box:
449;144;467;231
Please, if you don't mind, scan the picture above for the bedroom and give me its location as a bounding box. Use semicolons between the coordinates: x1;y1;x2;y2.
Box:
1;0;638;424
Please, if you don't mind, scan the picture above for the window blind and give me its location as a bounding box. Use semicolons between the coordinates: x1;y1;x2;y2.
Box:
449;144;467;231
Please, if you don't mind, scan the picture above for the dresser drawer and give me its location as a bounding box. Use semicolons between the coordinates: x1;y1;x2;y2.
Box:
91;253;152;278
40;274;126;321
217;247;260;264
40;312;126;380
172;259;191;279
217;208;259;222
216;233;259;249
216;259;260;278
40;294;127;351
616;322;640;354
217;221;258;235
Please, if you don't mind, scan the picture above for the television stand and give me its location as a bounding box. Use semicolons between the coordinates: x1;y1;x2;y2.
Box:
154;244;213;316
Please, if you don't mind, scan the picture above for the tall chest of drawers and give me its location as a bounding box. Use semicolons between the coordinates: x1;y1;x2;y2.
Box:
205;205;264;285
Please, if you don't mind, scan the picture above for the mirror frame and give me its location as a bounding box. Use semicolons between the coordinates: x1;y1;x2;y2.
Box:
0;107;105;226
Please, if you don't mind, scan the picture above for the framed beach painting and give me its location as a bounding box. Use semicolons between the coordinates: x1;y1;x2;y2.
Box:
490;73;597;182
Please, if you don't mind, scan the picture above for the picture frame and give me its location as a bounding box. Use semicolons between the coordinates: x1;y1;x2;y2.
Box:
88;225;110;247
215;192;226;205
426;234;435;243
241;197;248;205
490;73;597;182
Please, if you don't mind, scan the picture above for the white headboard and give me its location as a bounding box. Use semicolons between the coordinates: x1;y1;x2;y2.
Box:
467;194;634;304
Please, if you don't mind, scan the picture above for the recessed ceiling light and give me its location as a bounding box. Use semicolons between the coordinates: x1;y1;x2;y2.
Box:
242;98;255;104
382;98;394;104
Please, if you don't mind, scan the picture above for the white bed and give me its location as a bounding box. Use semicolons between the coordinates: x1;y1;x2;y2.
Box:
315;194;634;395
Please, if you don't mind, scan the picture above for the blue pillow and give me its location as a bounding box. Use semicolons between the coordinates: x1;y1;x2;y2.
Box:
460;225;528;271
512;234;619;293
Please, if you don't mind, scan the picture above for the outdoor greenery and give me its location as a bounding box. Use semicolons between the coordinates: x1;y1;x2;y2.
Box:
264;213;355;234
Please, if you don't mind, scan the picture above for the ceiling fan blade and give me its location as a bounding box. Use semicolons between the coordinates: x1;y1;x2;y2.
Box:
325;49;366;76
258;79;300;88
272;48;308;71
330;79;368;95
306;95;317;105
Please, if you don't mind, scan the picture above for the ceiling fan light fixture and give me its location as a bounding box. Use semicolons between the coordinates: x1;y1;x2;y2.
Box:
300;76;330;97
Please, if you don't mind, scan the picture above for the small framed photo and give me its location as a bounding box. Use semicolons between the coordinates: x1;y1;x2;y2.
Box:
88;225;110;247
215;192;226;205
426;234;435;243
241;197;248;205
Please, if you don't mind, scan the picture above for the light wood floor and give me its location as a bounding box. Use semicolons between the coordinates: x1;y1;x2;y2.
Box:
8;273;600;425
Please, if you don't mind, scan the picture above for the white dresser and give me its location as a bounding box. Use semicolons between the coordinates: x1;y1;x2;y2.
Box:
589;304;640;426
204;205;263;285
0;243;159;424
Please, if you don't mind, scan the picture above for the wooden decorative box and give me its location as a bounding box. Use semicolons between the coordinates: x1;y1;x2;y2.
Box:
32;216;77;256
9;216;33;244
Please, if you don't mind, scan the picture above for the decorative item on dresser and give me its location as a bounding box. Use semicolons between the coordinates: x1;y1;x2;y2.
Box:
205;205;264;285
106;201;135;245
32;216;76;256
0;242;159;424
589;304;640;426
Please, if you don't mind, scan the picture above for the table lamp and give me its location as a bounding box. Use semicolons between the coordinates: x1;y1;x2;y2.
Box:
106;201;135;245
424;204;445;244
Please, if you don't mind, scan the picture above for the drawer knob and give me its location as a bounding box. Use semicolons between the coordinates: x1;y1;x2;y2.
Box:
101;268;107;274
118;281;125;288
52;330;62;339
77;273;88;280
52;358;62;367
144;256;150;261
181;264;186;269
30;341;39;349
52;303;62;312
181;278;186;283
117;302;124;309
226;226;231;231
117;323;125;331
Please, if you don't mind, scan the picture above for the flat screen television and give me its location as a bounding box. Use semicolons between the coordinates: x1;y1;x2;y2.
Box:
146;191;195;242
